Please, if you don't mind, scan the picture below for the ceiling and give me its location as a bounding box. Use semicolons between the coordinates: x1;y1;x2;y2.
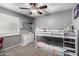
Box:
0;3;76;17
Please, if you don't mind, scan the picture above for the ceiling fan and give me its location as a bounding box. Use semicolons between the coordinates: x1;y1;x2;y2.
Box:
20;3;47;15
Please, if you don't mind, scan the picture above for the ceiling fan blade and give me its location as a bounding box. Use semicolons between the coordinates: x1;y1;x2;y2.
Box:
29;3;37;6
37;11;43;14
39;5;47;9
29;12;32;15
20;7;30;9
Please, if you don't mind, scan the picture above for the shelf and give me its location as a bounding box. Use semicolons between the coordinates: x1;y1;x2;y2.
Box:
64;53;75;56
64;41;75;44
64;36;76;39
64;49;76;56
64;47;75;51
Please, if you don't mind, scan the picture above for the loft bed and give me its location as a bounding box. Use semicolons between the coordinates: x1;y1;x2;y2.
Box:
35;29;78;56
35;29;64;55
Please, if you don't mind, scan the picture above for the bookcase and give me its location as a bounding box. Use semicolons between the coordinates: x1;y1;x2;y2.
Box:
63;30;79;56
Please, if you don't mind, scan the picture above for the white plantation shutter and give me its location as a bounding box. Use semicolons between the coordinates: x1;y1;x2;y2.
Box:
0;13;20;36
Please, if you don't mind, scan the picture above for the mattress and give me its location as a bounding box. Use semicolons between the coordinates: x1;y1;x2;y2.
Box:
36;41;64;55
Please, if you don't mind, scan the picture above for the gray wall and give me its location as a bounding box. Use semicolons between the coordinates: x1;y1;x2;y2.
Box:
3;35;21;49
34;9;72;30
0;7;29;49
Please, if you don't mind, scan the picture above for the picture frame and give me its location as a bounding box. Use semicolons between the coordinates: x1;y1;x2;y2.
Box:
74;4;79;19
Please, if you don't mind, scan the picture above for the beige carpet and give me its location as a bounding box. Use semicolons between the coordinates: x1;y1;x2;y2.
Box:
5;43;57;56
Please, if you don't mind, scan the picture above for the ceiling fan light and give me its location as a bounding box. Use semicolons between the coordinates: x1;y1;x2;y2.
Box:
31;9;37;13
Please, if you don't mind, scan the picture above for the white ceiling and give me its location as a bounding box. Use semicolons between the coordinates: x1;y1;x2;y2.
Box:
0;3;76;17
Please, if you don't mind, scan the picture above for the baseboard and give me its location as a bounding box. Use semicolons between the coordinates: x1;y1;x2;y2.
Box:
3;43;21;51
20;42;34;46
3;42;35;51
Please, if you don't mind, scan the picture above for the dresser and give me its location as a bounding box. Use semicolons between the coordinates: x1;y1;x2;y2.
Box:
20;32;34;46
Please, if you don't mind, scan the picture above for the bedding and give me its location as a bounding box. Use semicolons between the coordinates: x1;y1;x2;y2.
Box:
36;41;64;55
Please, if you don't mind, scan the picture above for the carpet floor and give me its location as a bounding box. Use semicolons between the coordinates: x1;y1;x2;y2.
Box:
4;43;57;56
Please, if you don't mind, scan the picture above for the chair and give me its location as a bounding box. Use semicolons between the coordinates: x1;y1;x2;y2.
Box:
0;37;5;56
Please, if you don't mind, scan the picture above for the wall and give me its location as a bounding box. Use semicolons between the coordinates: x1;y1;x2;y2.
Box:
34;9;72;30
0;7;29;49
